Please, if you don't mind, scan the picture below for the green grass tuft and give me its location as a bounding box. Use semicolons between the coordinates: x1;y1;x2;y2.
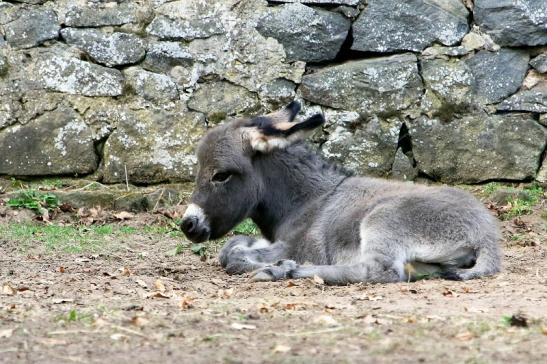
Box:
8;189;59;214
0;223;145;254
38;178;64;189
191;243;208;257
57;309;94;324
233;219;260;235
502;184;544;220
482;182;502;195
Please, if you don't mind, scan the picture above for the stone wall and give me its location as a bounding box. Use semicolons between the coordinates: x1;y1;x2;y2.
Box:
0;0;546;185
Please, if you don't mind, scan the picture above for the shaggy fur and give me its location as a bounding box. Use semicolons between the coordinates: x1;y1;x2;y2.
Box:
181;102;501;285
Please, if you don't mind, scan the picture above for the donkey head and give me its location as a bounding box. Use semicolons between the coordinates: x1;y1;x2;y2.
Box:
180;101;324;243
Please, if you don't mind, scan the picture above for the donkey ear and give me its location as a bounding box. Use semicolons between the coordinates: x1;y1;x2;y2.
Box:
243;102;325;152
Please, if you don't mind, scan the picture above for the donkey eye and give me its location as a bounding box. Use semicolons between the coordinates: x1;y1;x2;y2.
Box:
212;172;232;183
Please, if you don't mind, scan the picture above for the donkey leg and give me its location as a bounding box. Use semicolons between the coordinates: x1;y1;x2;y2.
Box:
219;235;288;275
252;253;404;285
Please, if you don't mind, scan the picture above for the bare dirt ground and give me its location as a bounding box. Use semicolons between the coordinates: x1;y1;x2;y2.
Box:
1;189;546;364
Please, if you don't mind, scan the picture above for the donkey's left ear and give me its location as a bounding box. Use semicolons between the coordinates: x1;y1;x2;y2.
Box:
243;102;325;152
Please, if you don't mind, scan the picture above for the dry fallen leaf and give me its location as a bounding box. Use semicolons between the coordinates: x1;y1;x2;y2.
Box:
230;323;256;330
135;279;147;288
272;344;291;353
110;333;128;341
2;283;16;296
357;314;391;326
465;307;487;314
368;295;383;301
403;316;417;324
179;295;195;310
129;316;149;327
354;294;383;301
257;304;269;313
442;288;455;297
145;291;170;299
217;288;234;299
455;331;474;341
39;338;68;346
119;267;131;277
113;211;134;220
154;279;166;293
461;286;479;294
426;315;447;322
313;314;340;327
284;303;298;310
93;318;109;328
38;338;68;346
0;328;13;338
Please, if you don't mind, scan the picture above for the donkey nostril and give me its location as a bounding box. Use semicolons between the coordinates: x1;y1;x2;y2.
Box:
181;217;197;234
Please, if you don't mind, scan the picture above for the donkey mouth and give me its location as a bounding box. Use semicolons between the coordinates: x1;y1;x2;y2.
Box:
185;228;210;244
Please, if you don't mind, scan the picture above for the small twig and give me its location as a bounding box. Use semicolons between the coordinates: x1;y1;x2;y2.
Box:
152;188;165;212
124;165;129;192
110;324;149;338
72;181;110;192
0;347;18;354
270;326;345;337
48;329;99;336
49;354;86;363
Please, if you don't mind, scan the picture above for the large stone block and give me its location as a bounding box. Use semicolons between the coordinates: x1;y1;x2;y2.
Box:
146;0;229;41
420;58;475;118
33;55;124;97
300;53;422;115
182;31;305;93
321;116;403;177
61;29;145;67
352;0;469;52
0;94;22;130
65;2;139;27
391;148;418;181
4;8;59;49
497;84;547;113
256;3;350;62
142;41;194;73
146;15;225;41
188;81;260;123
0;107;98;176
101;109;206;184
268;0;359;4
466;49;529;104
474;0;547;46
410;114;547;183
530;52;547;74
123;67;179;103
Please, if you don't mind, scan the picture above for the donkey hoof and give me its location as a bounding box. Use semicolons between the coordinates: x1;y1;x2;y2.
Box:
251;260;298;282
251;270;277;282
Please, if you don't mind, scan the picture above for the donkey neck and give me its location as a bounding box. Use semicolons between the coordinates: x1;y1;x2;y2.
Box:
250;144;348;240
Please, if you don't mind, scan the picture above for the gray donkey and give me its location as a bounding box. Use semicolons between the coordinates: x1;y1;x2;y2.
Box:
180;102;501;284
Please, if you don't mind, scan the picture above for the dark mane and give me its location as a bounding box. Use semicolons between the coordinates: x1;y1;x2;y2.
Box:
287;141;354;178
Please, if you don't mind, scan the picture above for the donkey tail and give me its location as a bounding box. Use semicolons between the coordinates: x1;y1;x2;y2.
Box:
442;239;502;281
